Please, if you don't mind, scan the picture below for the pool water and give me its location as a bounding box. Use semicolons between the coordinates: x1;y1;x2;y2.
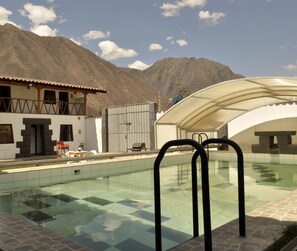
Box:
0;160;296;251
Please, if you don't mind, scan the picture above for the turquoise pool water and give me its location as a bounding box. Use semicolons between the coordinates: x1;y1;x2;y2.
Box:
0;160;296;251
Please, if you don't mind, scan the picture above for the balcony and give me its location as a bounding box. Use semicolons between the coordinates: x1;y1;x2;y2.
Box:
0;97;85;115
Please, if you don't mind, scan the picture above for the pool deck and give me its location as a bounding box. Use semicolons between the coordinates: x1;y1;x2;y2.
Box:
0;211;92;251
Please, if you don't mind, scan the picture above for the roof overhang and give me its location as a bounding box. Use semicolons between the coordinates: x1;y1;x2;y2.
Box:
156;77;297;132
0;76;107;94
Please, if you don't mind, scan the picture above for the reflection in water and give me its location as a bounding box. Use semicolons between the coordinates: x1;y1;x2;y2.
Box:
75;213;128;242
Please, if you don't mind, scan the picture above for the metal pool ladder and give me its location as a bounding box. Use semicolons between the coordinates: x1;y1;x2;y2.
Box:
202;138;246;237
153;139;212;251
153;138;246;251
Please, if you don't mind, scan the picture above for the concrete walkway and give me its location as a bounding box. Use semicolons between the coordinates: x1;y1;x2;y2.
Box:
170;188;297;251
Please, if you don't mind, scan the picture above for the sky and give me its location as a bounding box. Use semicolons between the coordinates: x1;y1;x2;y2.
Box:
0;0;296;77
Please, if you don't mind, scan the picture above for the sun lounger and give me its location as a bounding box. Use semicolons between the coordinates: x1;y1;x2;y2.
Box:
56;141;69;156
128;143;147;152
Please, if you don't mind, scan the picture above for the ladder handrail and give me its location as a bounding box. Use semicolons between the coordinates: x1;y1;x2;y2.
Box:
191;132;209;143
154;139;212;251
202;138;246;237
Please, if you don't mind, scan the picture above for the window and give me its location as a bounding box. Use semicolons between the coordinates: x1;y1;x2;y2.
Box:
0;86;11;112
44;90;56;104
0;124;14;144
60;125;73;141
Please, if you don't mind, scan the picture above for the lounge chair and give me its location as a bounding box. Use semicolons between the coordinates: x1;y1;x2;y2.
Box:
56;141;69;156
128;143;147;152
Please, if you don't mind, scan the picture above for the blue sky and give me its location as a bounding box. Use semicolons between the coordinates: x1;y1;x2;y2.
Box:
0;0;296;77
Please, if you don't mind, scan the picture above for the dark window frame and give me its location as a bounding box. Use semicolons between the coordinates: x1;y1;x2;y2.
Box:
44;90;56;104
60;124;73;141
0;124;14;144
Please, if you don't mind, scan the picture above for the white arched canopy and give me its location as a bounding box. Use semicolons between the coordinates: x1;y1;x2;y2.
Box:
155;77;297;148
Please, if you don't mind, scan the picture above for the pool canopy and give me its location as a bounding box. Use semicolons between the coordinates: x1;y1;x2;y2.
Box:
156;77;297;134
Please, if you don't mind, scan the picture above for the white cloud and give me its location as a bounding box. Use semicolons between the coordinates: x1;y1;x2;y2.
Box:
0;6;19;27
284;63;297;72
198;10;226;25
20;3;57;25
0;6;12;22
83;30;111;40
98;40;138;60
69;37;82;46
128;60;150;70
149;43;163;51
176;39;188;47
160;0;207;17
166;36;175;45
30;24;57;36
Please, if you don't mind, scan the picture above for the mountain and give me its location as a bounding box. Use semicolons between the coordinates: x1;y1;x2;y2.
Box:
0;24;244;114
0;24;160;115
122;57;244;101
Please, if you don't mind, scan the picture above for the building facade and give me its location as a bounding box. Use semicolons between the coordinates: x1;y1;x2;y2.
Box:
0;76;106;159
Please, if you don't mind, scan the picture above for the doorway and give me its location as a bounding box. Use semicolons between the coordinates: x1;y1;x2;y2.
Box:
30;124;45;155
16;118;56;158
59;92;69;115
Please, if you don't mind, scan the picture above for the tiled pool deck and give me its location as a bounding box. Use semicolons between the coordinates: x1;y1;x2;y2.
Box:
0;211;92;251
1;152;297;250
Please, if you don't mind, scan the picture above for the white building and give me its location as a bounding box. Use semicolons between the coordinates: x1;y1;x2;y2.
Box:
0;76;106;159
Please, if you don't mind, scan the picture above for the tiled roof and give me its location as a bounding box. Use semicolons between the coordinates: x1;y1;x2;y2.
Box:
0;75;107;93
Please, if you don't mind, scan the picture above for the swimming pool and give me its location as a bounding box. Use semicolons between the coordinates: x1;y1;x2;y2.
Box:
0;160;296;251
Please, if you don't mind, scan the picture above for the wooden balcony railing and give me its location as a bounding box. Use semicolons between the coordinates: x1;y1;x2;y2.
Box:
0;97;85;115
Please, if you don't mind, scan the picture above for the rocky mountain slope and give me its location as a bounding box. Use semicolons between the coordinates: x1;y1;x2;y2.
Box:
122;57;244;101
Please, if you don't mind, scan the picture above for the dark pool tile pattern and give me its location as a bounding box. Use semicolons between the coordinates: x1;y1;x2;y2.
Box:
49;194;78;202
24;199;51;209
148;226;192;244
70;234;111;250
0;182;198;251
15;194;182;251
22;210;54;223
115;238;155;251
262;178;282;183
118;199;150;209
131;210;170;223
83;196;113;206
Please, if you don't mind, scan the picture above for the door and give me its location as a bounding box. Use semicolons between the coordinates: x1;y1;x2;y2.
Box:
30;125;45;155
59;92;69;115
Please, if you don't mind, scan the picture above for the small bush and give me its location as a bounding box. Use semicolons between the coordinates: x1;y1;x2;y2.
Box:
267;223;297;251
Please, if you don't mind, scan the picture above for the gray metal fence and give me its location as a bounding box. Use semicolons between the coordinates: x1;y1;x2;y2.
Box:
102;103;156;152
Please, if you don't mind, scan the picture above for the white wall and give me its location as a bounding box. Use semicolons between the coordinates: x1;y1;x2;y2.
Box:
0;113;85;159
230;117;297;152
155;124;177;149
85;117;102;152
228;104;297;152
228;104;297;138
